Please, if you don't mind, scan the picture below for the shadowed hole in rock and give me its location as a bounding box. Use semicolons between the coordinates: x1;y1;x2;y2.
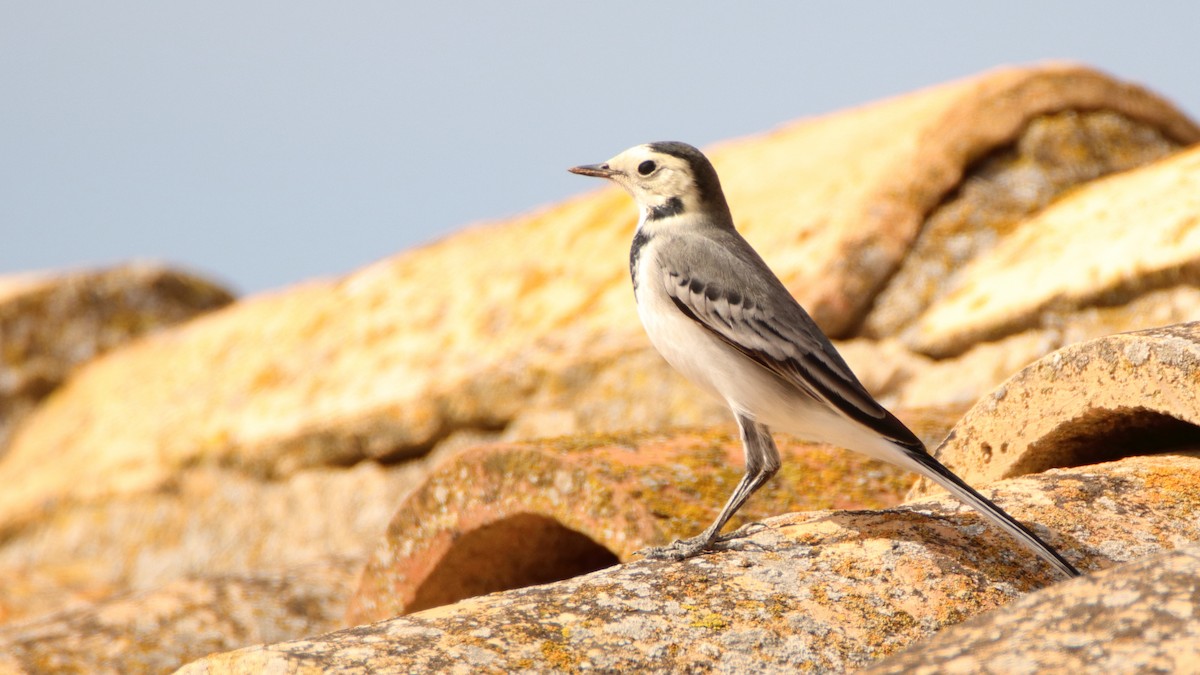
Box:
1009;407;1200;478
406;513;619;614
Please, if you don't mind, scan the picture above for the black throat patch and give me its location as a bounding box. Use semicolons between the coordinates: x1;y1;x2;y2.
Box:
629;228;653;291
646;197;684;221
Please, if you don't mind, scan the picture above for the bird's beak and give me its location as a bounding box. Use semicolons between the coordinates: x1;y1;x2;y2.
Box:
568;163;617;178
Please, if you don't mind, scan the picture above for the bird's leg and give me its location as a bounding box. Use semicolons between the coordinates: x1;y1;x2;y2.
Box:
712;417;781;545
638;415;781;561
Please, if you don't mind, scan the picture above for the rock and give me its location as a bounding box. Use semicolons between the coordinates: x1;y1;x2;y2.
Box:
2;64;1199;672
0;459;439;624
500;345;730;440
905;144;1200;358
718;63;1197;335
910;322;1200;498
345;427;934;624
894;288;1200;410
180;455;1200;674
863;542;1200;674
1;63;1193;537
863;109;1184;339
0;263;233;455
893;329;1065;409
0;561;356;675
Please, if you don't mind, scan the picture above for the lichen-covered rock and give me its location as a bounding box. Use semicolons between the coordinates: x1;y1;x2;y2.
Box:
863;109;1184;339
0;561;356;675
2;64;1198;673
718;63;1197;335
910;322;1200;498
346;426;937;624
0;64;1193;537
863;542;1200;674
905;144;1200;358
0;460;433;625
0;263;233;455
179;455;1200;674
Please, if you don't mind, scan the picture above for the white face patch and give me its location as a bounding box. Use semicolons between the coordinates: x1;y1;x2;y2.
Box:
602;145;704;217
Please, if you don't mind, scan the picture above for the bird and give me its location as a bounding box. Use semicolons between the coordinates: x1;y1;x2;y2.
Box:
568;141;1080;578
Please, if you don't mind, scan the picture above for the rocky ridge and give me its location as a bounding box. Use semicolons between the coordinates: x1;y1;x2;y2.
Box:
0;63;1197;673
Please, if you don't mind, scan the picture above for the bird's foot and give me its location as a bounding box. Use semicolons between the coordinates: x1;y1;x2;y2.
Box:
636;535;711;561
637;523;771;561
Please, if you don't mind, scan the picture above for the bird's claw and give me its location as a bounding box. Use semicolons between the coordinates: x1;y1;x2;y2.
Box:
636;536;711;561
636;523;772;560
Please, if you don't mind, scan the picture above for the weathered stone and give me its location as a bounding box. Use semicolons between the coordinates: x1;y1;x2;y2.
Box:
863;109;1184;339
499;346;729;440
0;459;437;624
893;329;1064;409
345;428;926;624
895;288;1200;408
717;63;1197;335
0;263;233;455
863;542;1200;674
0;561;356;675
179;455;1200;674
0;64;1192;537
911;322;1200;498
0;65;1197;672
906;144;1200;358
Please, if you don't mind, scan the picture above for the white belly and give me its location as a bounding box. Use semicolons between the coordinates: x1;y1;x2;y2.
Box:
635;278;804;427
635;281;733;399
633;262;909;464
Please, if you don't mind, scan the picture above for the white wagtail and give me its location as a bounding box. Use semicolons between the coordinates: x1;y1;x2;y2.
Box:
569;141;1080;578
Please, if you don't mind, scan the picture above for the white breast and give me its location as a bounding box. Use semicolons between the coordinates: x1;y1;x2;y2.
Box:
633;236;786;417
631;233;896;456
634;269;727;399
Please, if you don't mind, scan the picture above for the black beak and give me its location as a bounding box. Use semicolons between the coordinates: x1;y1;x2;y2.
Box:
568;163;617;178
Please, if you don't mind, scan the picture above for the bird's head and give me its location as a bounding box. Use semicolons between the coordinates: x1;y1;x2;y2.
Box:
569;141;729;223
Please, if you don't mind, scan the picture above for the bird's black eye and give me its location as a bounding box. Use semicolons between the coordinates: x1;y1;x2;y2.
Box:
637;160;657;176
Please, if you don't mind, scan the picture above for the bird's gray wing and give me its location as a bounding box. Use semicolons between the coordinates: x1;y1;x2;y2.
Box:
656;231;920;445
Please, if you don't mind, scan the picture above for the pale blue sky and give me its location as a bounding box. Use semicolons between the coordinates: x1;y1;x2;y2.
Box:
3;3;1198;294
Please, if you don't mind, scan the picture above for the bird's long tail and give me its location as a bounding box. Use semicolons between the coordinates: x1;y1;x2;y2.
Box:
902;448;1081;578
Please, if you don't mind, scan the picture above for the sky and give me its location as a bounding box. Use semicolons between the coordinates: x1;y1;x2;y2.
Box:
3;2;1199;295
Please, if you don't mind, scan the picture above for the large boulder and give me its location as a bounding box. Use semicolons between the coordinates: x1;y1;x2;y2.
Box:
0;263;233;455
910;322;1200;498
864;542;1200;674
1;63;1198;673
180;455;1200;674
0;62;1194;535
